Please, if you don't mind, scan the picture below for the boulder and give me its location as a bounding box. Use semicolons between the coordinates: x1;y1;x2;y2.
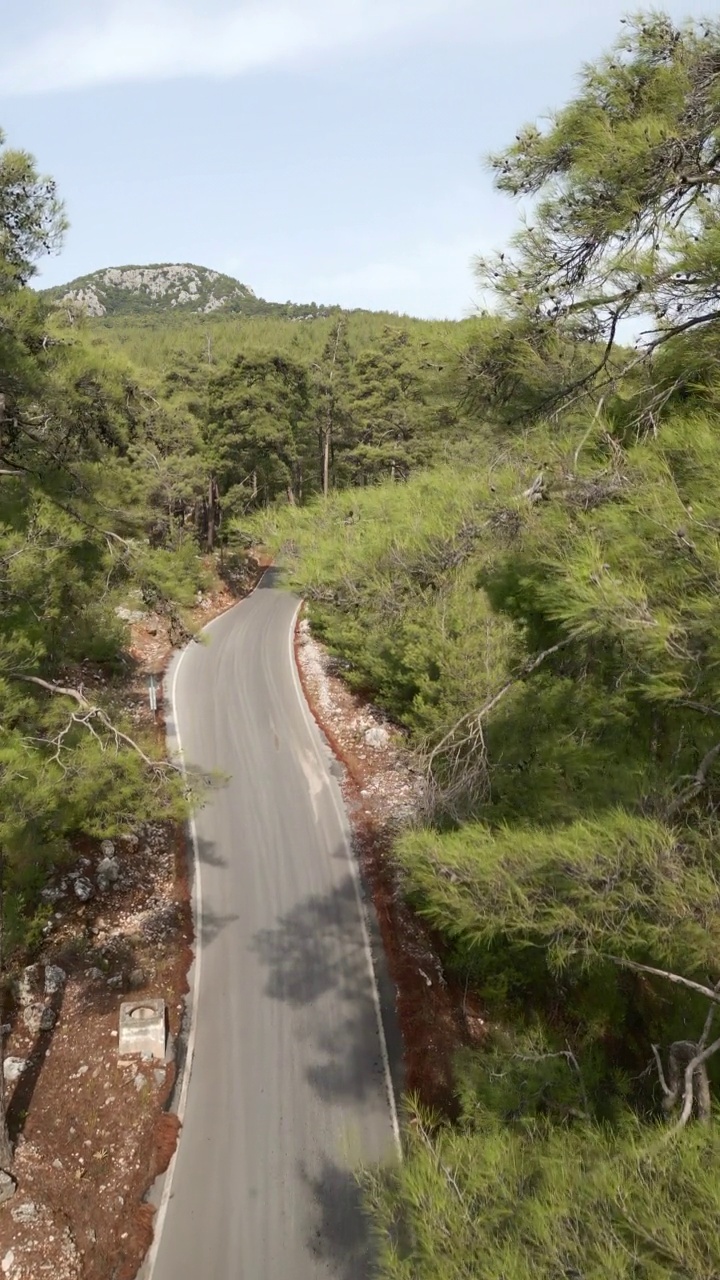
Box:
17;964;42;1006
129;968;146;989
364;725;390;749
40;1006;56;1031
22;1003;55;1034
3;1057;27;1084
44;964;67;996
74;876;94;902
100;839;115;858
0;1175;16;1208
96;856;119;892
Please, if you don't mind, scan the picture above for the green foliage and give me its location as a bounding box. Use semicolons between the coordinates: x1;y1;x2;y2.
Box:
366;1097;720;1279
474;14;720;410
249;14;720;1267
206;352;312;504
0;132;205;968
399;813;720;977
0;127;66;292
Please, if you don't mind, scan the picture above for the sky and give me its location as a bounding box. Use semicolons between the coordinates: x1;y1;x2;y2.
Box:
0;0;708;319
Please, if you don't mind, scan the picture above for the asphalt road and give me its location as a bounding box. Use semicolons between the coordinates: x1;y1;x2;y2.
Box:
148;571;399;1280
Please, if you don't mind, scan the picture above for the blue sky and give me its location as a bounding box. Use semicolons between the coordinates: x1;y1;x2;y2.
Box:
0;0;706;318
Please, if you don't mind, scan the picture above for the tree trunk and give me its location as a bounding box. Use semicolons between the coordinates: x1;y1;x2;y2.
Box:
207;477;215;551
663;1040;713;1123
323;421;331;498
206;476;220;552
286;484;296;506
322;320;343;498
252;471;258;503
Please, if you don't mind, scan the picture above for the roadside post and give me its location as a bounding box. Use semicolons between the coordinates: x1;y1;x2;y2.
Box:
148;673;158;719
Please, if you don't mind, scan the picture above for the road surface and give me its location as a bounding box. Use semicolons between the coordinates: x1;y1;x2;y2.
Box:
149;571;399;1280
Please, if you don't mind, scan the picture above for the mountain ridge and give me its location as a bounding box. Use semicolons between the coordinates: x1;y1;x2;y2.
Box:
41;262;334;321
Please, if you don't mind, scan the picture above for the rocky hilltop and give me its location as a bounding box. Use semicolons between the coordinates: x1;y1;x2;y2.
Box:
42;263;334;321
43;263;262;319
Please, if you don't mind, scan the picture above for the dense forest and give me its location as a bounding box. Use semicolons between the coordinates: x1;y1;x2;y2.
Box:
5;9;720;1276
0;119;475;1181
253;15;720;1278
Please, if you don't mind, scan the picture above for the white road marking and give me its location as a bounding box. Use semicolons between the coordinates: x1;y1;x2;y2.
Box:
147;577;401;1280
145;600;234;1280
288;601;402;1156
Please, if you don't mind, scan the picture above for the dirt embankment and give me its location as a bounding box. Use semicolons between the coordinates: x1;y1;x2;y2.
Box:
294;615;486;1117
1;564;479;1280
0;559;263;1280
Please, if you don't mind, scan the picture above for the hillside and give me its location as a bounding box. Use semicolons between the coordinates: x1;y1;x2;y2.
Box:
41;261;335;320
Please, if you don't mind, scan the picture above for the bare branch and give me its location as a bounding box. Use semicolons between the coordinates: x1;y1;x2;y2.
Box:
652;1044;673;1099
607;956;720;1004
11;673;89;707
674;1035;720;1132
9;673;177;774
427;636;574;772
666;738;720;816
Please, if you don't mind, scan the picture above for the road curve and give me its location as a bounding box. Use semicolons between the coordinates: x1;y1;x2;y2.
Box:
148;571;399;1280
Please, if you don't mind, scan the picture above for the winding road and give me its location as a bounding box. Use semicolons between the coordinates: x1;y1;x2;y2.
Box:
146;571;400;1280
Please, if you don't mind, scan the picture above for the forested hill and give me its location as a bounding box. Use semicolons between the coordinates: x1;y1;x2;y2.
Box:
41;262;336;320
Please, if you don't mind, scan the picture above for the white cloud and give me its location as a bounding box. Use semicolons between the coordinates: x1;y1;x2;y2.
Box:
0;0;472;97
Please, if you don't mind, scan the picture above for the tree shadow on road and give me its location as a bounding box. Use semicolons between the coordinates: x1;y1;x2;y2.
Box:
251;863;397;1110
192;837;238;945
300;1156;375;1280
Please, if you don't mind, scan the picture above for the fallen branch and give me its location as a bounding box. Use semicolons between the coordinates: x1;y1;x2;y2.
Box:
672;1035;720;1131
9;673;177;774
426;636;574;776
608;957;720;1005
11;673;89;707
666;738;720;816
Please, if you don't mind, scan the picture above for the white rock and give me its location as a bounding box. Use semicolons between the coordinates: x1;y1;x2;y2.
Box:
1;1249;14;1273
74;876;94;902
100;839;115;857
17;964;42;1006
3;1057;27;1084
44;964;67;995
364;725;390;749
22;1003;44;1033
96;856;120;891
11;1201;38;1223
114;607;147;624
40;886;65;904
